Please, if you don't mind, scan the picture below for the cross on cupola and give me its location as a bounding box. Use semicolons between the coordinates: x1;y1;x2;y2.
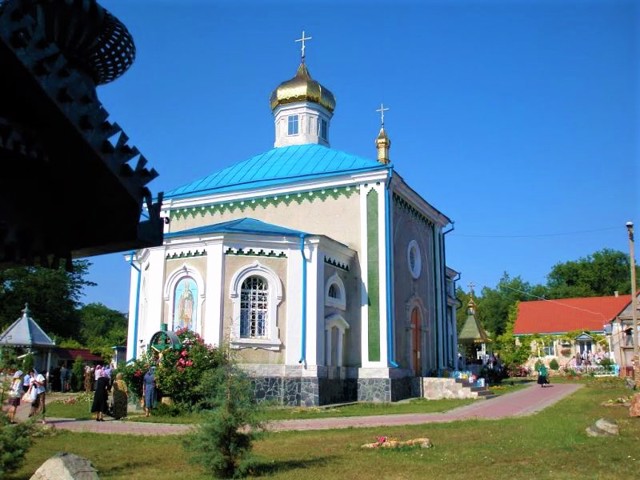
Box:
376;103;389;127
295;30;312;63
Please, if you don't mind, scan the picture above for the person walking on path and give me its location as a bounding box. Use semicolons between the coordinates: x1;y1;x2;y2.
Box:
142;366;156;417
537;363;549;387
91;369;110;422
111;372;129;420
6;370;23;423
28;370;47;424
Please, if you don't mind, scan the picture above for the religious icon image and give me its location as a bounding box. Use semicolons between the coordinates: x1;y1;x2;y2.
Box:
174;278;197;330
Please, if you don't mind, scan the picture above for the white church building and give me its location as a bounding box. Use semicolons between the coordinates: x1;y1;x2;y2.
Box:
126;39;459;406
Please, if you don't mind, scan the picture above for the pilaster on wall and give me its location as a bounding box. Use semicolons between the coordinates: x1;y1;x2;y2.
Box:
204;241;225;347
360;182;388;368
305;242;320;367
286;245;303;365
126;255;141;361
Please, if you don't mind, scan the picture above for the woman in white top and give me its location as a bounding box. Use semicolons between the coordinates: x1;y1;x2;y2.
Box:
7;370;23;423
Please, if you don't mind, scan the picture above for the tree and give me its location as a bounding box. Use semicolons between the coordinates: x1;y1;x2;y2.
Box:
545;248;634;299
78;303;127;356
476;273;546;336
0;260;95;340
494;302;531;374
0;415;36;478
184;363;264;479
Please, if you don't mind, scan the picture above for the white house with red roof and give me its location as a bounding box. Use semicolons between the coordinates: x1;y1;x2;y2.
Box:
513;294;638;374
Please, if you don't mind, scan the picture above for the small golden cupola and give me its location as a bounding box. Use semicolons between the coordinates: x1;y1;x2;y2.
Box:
270;31;336;148
375;103;391;164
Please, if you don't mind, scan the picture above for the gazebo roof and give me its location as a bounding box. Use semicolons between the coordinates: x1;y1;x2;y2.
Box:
458;298;491;344
0;303;56;348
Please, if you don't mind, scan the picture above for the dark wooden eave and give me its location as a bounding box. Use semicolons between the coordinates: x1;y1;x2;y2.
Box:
0;0;163;268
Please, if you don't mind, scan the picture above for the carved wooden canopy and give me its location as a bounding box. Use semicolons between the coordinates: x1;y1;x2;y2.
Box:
0;0;164;269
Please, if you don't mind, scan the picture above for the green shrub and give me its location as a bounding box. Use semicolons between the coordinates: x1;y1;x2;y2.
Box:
183;363;265;478
0;413;36;477
534;359;543;372
71;356;85;392
549;358;559;371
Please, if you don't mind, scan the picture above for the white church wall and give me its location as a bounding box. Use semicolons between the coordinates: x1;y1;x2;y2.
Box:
140;248;167;357
203;240;225;347
167;188;362;253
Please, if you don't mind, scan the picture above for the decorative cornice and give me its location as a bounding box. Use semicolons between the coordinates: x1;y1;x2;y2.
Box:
393;193;434;228
166;250;207;260
169;185;358;220
325;256;349;271
225;247;287;258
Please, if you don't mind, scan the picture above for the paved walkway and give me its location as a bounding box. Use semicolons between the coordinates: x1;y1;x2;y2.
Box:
12;383;582;436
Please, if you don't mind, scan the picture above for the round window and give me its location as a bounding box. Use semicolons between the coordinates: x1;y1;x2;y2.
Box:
407;240;421;279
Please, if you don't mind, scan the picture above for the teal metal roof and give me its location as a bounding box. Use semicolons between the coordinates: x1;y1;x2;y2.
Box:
165;218;310;239
165;144;387;200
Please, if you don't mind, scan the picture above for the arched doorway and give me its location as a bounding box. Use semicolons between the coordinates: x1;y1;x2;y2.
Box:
411;307;421;376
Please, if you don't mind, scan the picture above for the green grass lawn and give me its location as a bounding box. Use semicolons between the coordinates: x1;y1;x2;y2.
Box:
7;377;639;479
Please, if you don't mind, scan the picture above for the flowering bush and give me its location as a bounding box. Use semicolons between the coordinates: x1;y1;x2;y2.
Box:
118;329;229;411
156;329;228;409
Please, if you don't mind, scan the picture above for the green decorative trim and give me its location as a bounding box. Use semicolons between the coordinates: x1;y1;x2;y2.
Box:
367;189;380;361
324;256;349;271
393;193;434;227
166;250;207;260
169;186;359;220
225;247;286;258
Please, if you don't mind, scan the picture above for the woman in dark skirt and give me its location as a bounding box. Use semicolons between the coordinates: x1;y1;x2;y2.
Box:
111;372;129;420
91;371;110;421
537;364;549;387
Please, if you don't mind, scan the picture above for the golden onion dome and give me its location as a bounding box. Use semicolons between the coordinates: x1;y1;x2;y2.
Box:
270;63;336;113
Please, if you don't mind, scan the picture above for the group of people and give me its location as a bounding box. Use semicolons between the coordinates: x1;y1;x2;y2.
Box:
6;369;47;424
6;362;156;424
90;365;129;421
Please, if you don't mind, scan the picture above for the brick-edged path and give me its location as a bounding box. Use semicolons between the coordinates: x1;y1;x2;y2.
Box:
12;383;582;436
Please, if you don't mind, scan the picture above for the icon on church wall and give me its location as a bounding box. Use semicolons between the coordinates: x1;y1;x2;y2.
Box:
174;278;197;331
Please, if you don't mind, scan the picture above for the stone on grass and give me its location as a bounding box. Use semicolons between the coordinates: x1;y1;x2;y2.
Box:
585;418;619;437
30;452;99;480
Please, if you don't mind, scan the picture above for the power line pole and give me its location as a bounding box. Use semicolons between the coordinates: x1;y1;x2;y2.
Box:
626;222;638;381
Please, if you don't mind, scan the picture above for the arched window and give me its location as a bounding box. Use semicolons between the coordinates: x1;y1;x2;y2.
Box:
240;276;268;338
325;273;346;310
230;262;282;350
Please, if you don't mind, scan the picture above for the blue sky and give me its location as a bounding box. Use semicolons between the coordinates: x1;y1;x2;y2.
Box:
84;0;638;312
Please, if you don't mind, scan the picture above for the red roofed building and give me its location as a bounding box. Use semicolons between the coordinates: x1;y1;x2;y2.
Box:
513;294;638;373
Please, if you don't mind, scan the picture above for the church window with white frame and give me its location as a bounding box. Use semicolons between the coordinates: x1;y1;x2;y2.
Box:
318;118;327;139
229;262;283;350
288;115;299;135
240;276;268;338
